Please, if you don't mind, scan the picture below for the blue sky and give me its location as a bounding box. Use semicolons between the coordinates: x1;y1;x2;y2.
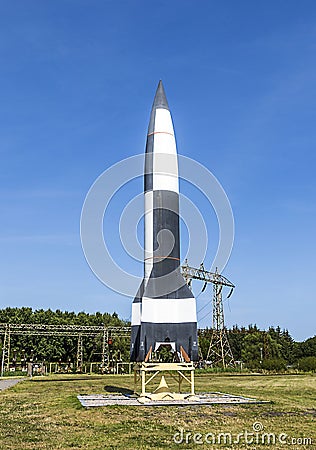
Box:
1;1;316;341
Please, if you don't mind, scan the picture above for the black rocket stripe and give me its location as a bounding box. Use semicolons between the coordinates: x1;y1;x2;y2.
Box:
143;190;194;300
139;322;198;362
144;148;153;192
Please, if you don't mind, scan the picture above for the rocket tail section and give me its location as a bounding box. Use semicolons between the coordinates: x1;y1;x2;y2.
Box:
139;267;198;361
139;322;198;361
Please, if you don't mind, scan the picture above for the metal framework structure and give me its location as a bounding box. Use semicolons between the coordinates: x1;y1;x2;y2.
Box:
1;324;10;378
206;275;235;367
0;323;130;376
77;334;83;371
181;261;236;368
181;261;235;290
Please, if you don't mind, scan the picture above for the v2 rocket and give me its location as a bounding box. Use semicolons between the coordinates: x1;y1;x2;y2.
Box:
130;81;198;362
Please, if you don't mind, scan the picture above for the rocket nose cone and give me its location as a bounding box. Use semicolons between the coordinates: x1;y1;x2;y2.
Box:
152;80;169;111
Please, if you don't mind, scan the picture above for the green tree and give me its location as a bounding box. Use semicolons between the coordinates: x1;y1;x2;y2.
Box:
297;356;316;372
241;332;263;367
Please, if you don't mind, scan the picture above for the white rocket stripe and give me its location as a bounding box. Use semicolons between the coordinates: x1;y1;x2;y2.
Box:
144;191;153;282
141;297;197;323
153;155;179;192
153;108;175;135
152;109;178;193
131;303;141;326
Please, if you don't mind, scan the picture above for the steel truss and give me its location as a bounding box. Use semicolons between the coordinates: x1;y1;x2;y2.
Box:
1;324;10;377
206;280;235;367
0;324;130;376
181;261;236;368
181;261;235;289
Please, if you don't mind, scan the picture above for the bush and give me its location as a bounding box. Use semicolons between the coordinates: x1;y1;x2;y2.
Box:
297;356;316;372
262;358;287;372
245;360;261;371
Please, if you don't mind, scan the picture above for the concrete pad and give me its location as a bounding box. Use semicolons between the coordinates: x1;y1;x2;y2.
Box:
77;392;269;407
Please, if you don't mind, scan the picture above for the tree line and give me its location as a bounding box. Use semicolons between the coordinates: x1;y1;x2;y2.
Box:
0;308;315;371
200;324;316;371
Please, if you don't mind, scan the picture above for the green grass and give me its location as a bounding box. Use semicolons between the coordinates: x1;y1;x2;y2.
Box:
0;373;315;449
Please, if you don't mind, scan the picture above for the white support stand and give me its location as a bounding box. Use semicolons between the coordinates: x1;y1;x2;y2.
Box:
134;362;197;403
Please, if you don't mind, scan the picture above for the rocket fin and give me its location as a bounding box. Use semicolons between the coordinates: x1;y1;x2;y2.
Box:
130;280;144;362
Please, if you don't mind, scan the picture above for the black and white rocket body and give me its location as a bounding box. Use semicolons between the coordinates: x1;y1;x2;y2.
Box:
130;81;198;362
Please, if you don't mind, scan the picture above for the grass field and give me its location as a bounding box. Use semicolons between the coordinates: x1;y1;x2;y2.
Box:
0;373;315;449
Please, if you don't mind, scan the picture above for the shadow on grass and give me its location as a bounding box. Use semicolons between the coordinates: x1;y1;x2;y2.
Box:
31;375;106;382
104;385;134;395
